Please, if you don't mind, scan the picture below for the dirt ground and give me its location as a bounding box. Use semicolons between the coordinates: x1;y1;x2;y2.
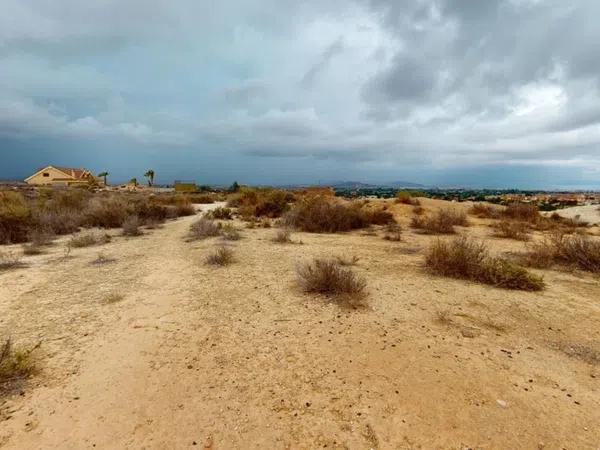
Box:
543;204;600;225
1;199;599;449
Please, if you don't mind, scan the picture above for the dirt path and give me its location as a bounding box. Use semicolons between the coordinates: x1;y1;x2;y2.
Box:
1;201;600;449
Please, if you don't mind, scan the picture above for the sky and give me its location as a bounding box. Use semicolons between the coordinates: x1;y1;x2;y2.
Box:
1;0;600;189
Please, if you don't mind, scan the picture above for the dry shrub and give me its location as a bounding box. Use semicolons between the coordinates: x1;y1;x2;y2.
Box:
283;196;394;233
469;203;502;219
219;223;241;241
103;293;124;304
22;243;44;255
364;208;395;225
426;237;544;291
395;191;420;205
188;218;221;240
84;195;130;228
92;253;117;265
33;209;83;236
296;258;367;305
0;251;24;271
205;245;234;266
206;207;233;220
172;203;196;217
504;203;540;222
413;206;426;216
0;191;31;244
411;208;468;234
122;215;142;236
28;228;54;246
273;228;292;244
149;194;195;217
336;255;359;266
2;190;196;245
0;338;38;391
69;231;111;248
144;219;163;229
492;220;530;241
524;232;600;273
384;223;402;241
228;188;295;219
556;341;600;365
188;193;216;204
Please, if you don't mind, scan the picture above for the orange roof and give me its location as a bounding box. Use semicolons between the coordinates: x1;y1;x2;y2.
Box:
35;166;91;180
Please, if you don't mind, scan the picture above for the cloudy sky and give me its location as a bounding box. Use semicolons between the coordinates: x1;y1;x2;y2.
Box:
1;0;600;188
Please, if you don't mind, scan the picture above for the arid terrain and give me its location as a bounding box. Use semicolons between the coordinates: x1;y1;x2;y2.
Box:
544;204;600;226
1;198;599;449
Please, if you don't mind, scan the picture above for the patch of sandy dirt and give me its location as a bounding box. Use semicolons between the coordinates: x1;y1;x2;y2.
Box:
543;204;600;225
1;199;599;449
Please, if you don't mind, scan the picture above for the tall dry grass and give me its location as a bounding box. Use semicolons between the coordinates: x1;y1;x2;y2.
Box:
283;196;394;233
426;237;544;291
523;232;600;273
0;190;195;245
296;258;367;306
411;208;468;234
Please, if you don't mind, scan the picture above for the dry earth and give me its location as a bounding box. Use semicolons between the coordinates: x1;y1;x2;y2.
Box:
1;199;599;449
543;204;600;225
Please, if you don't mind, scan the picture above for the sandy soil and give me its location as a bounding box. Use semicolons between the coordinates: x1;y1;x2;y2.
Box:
1;199;599;449
543;204;600;225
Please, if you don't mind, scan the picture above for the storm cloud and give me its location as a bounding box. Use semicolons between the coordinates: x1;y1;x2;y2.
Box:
1;0;600;188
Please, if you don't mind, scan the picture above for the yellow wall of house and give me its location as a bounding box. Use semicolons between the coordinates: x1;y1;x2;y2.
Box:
26;167;89;186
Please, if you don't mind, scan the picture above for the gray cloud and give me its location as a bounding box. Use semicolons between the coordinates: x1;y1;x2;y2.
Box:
1;0;600;187
301;38;345;87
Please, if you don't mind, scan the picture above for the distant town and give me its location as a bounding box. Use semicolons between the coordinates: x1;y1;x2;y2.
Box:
2;166;599;212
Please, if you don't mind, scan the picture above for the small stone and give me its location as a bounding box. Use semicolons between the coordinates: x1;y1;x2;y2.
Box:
496;399;507;407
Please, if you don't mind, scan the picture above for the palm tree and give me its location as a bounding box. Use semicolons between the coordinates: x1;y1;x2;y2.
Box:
97;171;109;186
144;169;155;187
129;177;138;187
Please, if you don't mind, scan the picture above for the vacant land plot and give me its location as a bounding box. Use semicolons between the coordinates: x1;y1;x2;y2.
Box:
0;199;599;449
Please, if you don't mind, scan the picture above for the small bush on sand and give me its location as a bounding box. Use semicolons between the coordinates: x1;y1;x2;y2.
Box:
84;195;130;228
284;196;395;233
229;188;295;219
336;255;359;266
91;252;117;265
273;228;292;244
27;228;55;246
492;220;530;241
296;258;367;304
219;223;241;241
0;191;31;244
469;203;502;219
188;194;215;204
205;245;234;266
523;232;600;273
504;203;540;222
364;209;395;225
69;231;111;248
425;237;544;291
34;209;83;236
103;293;125;304
172;203;196;217
395;191;420;205
122;215;142;236
411;209;468;234
22;243;44;255
0;338;38;389
206;207;233;220
0;251;24;271
383;223;402;241
413;206;426;216
188;218;221;240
